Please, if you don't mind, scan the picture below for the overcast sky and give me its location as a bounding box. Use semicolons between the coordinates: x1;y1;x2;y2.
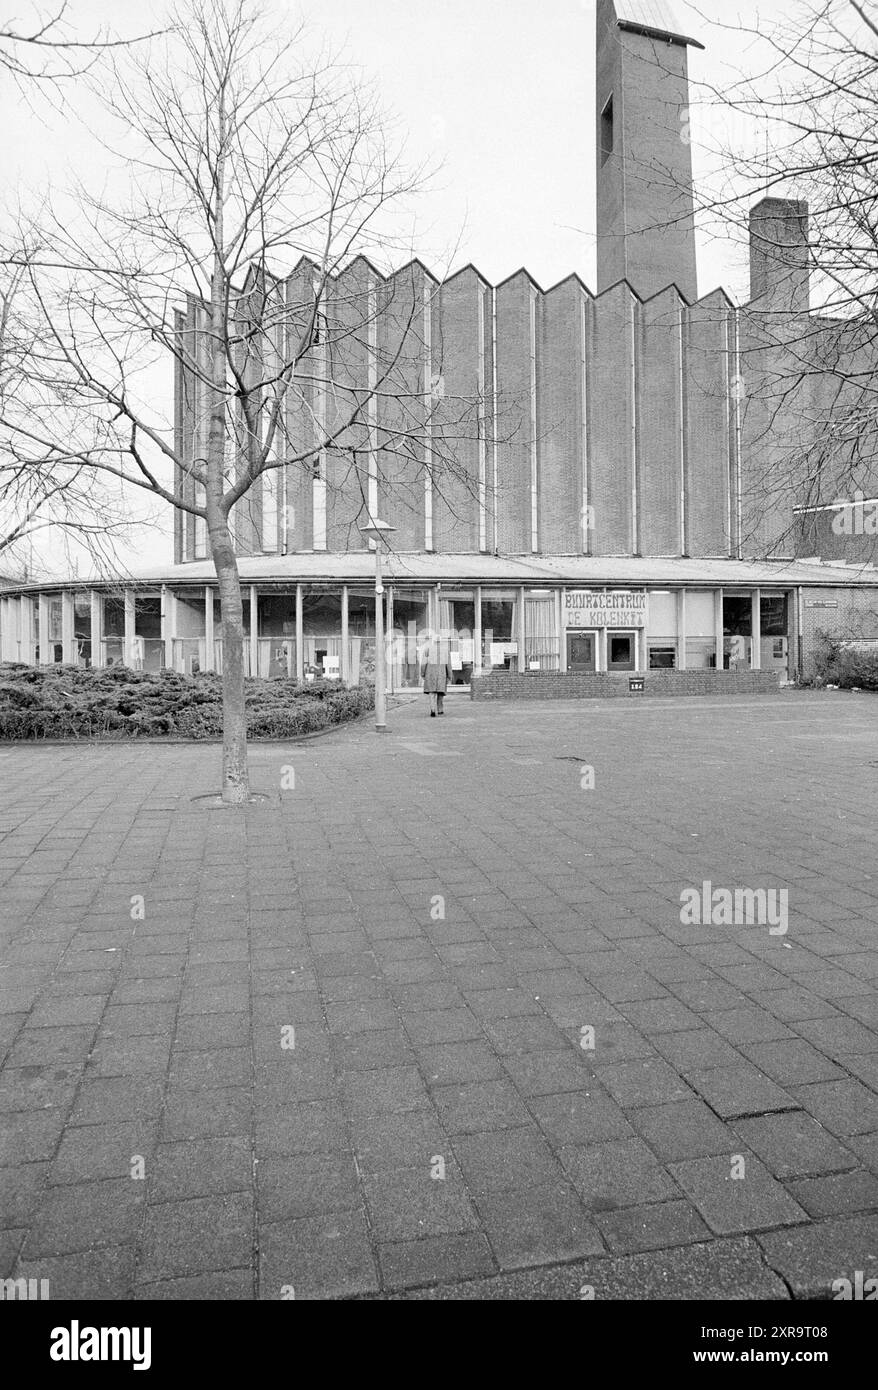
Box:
2;0;799;571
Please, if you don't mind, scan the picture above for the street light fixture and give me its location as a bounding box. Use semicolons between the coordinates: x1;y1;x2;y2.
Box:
358;519;396;732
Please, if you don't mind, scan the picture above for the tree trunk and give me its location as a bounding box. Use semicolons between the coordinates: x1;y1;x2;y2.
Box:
210;519;250;804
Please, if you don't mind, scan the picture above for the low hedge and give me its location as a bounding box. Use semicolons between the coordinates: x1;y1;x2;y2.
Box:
0;663;375;740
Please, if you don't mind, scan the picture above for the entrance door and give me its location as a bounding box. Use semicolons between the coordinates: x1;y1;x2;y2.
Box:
607;631;636;672
567;631;597;673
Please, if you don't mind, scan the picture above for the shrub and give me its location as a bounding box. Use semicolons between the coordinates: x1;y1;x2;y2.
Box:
0;662;375;740
808;630;878;690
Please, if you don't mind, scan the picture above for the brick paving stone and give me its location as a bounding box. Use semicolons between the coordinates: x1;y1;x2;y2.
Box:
630;1099;739;1163
477;1181;605;1269
339;1065;430;1118
452;1127;565;1194
560;1137;680;1210
738;1040;845;1086
49;1120;160;1185
134;1270;254;1299
668;1154;807;1234
12;1245;137;1300
401;1008;483;1046
138;1192;255;1283
348;1111;450;1172
686;1065;797;1119
258;1210;378;1300
502;1048;595;1097
0;1230;26;1275
0;1163;49;1227
786;1170;878;1218
416;1041;504;1085
731;1111;856;1179
794;1015;878;1057
362;1164;480;1241
653;1029;744;1073
431;1079;532;1134
377;1232;495;1291
617;998;705;1033
529;1088;636;1146
848;1132;878;1171
792;1080;878;1137
710;1008;796;1044
150;1137;253;1201
757;1215;878;1299
23;1178;145;1256
256;1152;360;1222
594;1057;695;1108
0;1109;68;1166
0;1065;81;1113
160;1086;251;1141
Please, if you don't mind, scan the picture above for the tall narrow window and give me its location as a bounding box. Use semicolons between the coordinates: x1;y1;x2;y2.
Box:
262;468;278;553
601;95;614;166
194;483;207;559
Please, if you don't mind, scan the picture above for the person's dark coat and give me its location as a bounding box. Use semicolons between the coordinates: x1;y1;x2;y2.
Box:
421;660;452;694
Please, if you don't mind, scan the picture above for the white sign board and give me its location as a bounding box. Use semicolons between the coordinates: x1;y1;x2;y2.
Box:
563;591;647;629
323;655;340;678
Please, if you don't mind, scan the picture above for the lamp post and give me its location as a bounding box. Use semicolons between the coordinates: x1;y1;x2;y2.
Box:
359;519;396;732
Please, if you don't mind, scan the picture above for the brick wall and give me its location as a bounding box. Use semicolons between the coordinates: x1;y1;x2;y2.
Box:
800;587;878;676
471;669;782;701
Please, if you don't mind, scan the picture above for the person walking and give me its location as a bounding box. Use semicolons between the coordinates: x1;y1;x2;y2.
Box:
421;642;452;717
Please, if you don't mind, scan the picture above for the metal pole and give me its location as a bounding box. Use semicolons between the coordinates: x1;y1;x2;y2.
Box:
375;543;386;731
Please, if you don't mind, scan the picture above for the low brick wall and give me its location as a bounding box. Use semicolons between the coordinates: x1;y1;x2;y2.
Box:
470;670;783;701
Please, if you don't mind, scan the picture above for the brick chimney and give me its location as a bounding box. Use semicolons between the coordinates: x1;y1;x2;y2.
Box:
749;197;810;313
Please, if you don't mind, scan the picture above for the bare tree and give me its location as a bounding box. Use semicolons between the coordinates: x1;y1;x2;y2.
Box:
0;0;495;801
0;2;160;86
684;0;878;563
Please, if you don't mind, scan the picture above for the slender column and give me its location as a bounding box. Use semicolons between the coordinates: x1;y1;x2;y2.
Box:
38;594;51;664
518;586;526;674
204;586;214;671
677;589;687;671
715;588;724;671
751;588;762;670
249;585;258;679
20;595;36;664
90;591;102;668
341;584;349;686
386;585;394;694
162;585;175;670
295;583;304;681
474;586;483;678
374;548;386;730
124;590;136;667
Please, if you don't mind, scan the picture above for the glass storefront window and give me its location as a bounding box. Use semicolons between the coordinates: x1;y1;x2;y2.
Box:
524;593;559;672
684;591;717;670
74;594;92;667
724;593;752;670
302;589;342;681
481;596;517;673
389;588;428;690
347;589;377;688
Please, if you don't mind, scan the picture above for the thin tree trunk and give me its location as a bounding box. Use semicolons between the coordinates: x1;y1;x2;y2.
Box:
210;517;249;803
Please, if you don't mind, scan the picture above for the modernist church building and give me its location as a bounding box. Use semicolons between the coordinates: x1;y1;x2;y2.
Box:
2;0;877;690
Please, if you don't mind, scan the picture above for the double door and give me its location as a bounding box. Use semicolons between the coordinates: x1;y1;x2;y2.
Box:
566;629;638;673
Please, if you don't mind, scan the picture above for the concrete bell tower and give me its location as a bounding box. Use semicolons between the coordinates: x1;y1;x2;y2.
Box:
596;0;703;303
